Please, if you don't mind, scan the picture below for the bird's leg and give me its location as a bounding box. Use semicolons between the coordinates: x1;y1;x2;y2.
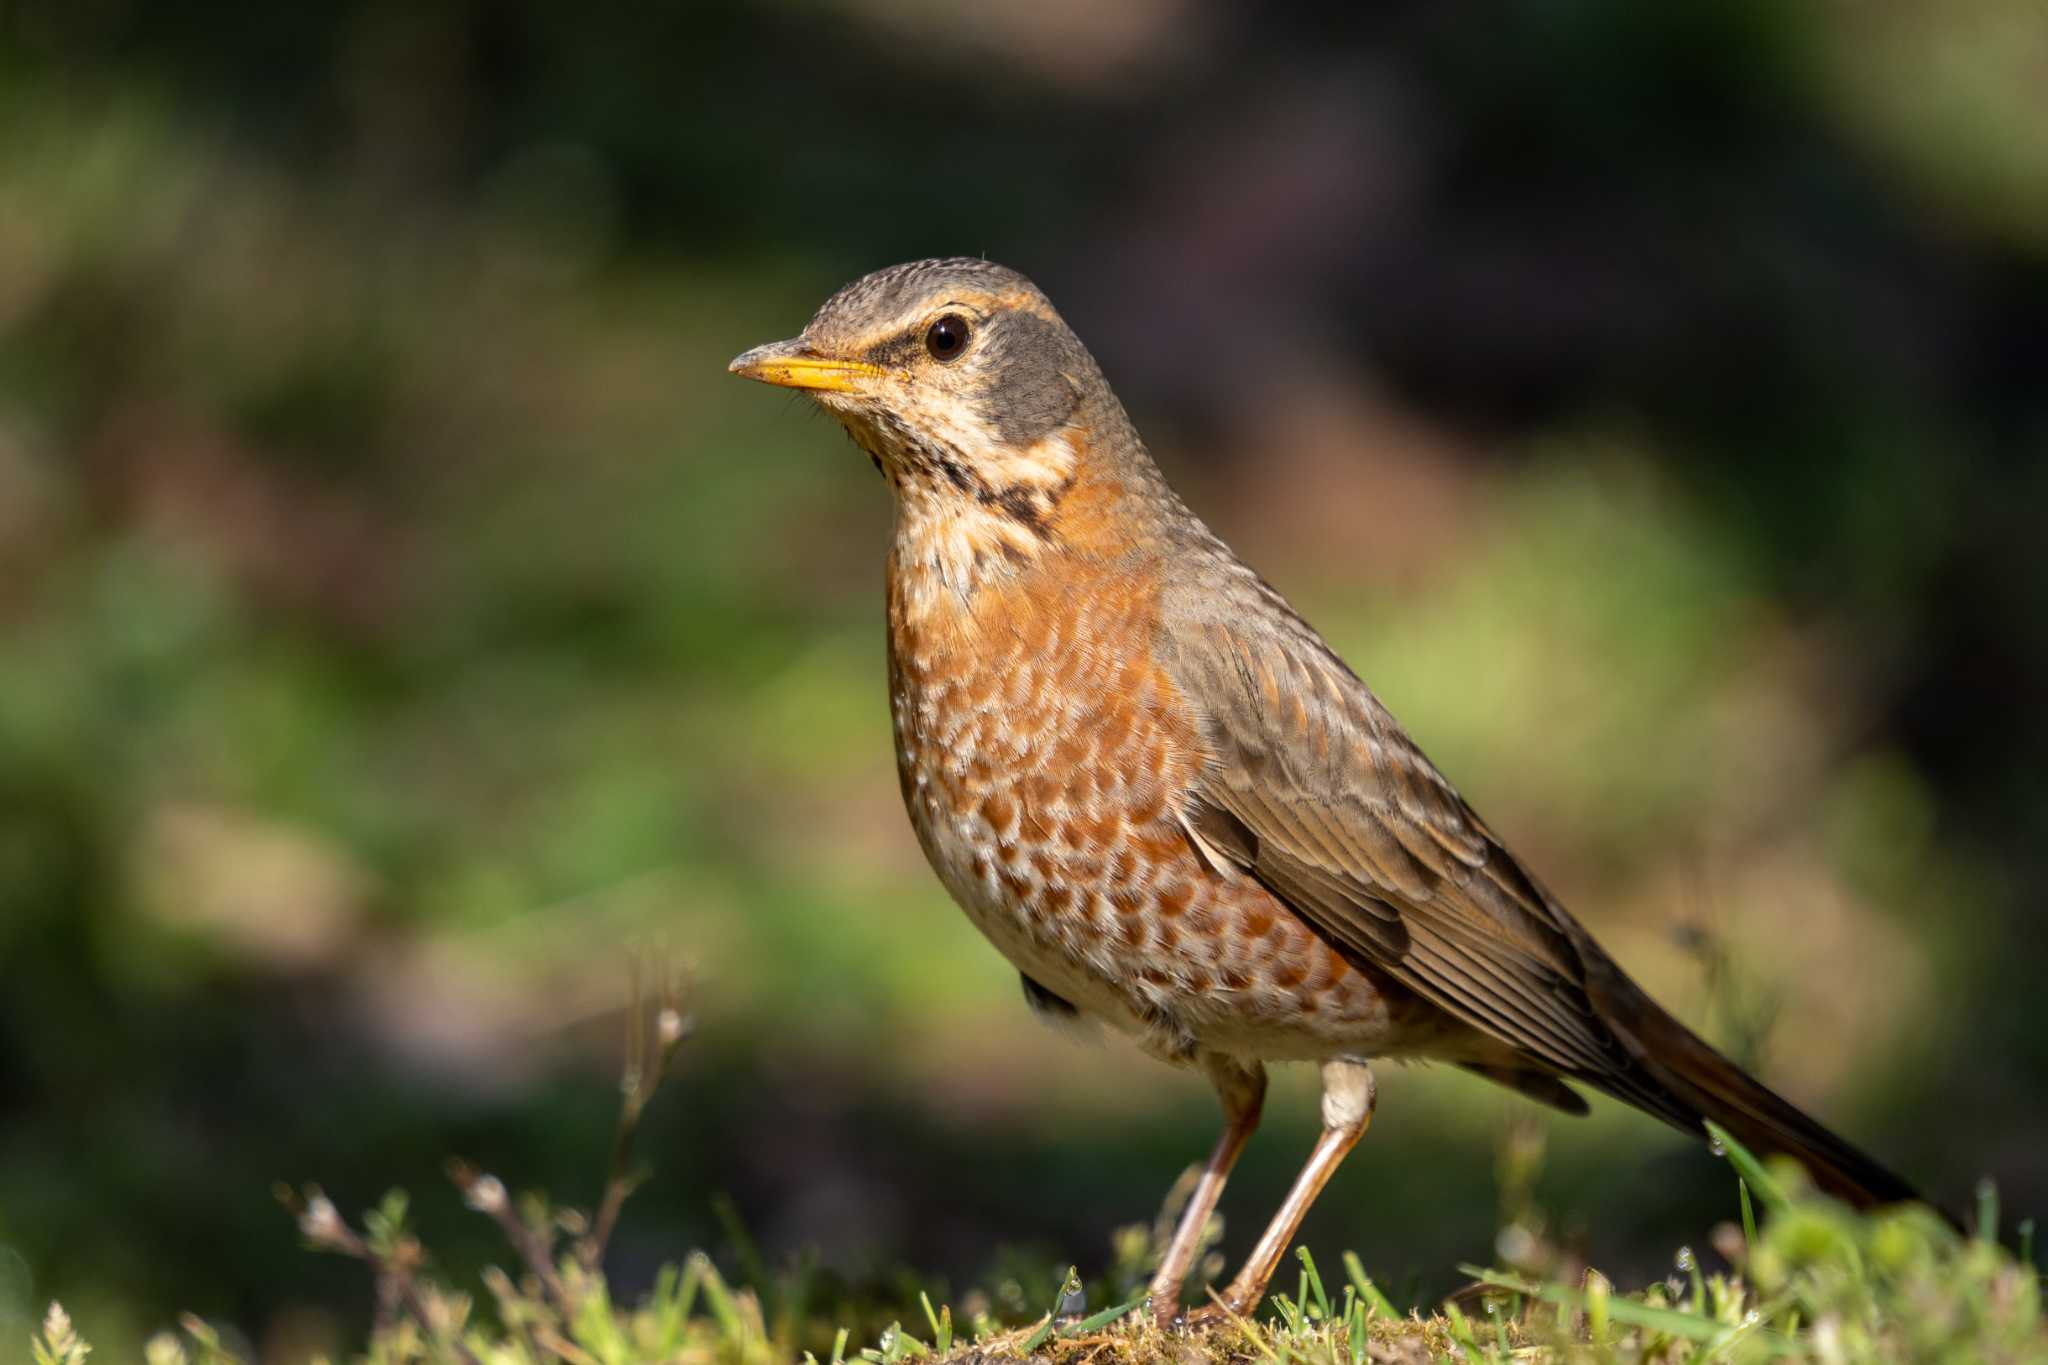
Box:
1186;1058;1376;1327
1149;1053;1266;1327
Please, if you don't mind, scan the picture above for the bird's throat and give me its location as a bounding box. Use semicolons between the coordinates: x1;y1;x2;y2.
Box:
888;476;1055;627
880;427;1090;626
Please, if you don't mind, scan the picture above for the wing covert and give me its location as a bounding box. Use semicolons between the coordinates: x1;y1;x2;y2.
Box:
1156;581;1638;1081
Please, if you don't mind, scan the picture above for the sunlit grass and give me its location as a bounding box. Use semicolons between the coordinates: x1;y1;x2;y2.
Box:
42;1074;2035;1364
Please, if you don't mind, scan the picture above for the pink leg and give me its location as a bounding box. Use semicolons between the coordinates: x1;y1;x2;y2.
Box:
1149;1054;1267;1327
1186;1059;1376;1326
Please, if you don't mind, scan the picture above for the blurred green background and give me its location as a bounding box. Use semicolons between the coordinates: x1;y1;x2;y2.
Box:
2;0;2044;1359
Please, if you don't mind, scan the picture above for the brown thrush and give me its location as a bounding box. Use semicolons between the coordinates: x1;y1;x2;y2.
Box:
730;258;1924;1326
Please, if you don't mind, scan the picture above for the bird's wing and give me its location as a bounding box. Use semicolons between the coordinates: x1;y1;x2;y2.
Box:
1154;562;1932;1208
1154;572;1675;1109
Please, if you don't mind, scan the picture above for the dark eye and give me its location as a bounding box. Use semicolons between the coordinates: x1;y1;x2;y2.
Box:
925;314;971;362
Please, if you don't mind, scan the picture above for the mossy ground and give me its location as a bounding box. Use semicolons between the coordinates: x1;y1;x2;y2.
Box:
30;993;2043;1365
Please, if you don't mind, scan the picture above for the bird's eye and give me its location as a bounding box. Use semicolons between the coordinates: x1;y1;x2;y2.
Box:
925;314;971;362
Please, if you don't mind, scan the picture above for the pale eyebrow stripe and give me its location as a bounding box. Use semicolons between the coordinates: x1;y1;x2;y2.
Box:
845;287;1059;357
939;288;1057;321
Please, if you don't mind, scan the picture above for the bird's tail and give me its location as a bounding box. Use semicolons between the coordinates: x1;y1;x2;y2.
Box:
1587;969;1925;1212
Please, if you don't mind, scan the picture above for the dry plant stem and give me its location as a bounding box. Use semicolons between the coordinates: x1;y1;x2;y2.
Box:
582;958;694;1270
389;1274;484;1365
480;1264;544;1362
586;1167;645;1275
448;1160;577;1315
373;1270;401;1340
286;1188;486;1365
280;966;695;1363
534;1327;603;1365
498;1199;573;1312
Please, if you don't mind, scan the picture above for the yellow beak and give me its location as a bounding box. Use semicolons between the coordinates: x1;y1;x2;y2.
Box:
728;340;887;393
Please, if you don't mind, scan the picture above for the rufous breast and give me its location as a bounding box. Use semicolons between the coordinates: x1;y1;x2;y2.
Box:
884;528;1413;1064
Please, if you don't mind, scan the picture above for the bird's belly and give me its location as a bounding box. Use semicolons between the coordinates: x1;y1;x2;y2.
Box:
910;802;1156;1034
887;586;1424;1063
901;762;1425;1061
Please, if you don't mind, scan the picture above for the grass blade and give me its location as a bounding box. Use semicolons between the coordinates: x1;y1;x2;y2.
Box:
1704;1122;1789;1215
1297;1247;1330;1320
1062;1294;1145;1336
1461;1266;1784;1348
1976;1178;2000;1242
1343;1252;1400;1320
919;1292;951;1353
1019;1316;1056;1354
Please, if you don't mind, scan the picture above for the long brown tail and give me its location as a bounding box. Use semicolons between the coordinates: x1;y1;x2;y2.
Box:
1586;969;1924;1211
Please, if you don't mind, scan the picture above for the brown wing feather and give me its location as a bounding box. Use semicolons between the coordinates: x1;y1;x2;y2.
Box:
1154;560;1932;1212
1159;599;1636;1079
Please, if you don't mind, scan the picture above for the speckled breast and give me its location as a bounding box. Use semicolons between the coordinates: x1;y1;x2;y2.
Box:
884;552;1404;1064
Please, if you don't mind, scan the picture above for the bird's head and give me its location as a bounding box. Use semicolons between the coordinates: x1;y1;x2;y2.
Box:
729;258;1114;527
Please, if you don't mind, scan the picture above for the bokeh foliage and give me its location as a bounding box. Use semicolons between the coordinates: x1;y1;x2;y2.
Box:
1;1;2044;1359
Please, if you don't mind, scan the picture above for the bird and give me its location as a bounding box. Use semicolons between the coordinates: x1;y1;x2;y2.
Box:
728;257;1927;1326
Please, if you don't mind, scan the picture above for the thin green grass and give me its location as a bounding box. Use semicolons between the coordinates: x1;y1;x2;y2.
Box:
38;1173;2044;1363
28;991;2043;1364
47;1131;2042;1365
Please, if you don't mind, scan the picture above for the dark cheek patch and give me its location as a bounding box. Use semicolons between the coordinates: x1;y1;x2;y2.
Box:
980;312;1082;445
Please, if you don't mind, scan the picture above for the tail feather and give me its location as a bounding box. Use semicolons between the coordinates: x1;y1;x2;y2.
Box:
1585;969;1925;1212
